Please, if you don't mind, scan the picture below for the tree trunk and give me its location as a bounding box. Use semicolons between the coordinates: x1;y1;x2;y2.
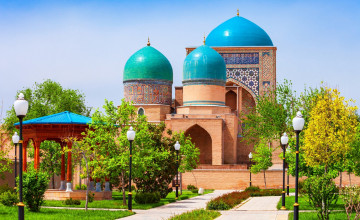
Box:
122;171;126;206
264;170;267;189
339;172;342;188
83;153;89;211
52;173;55;189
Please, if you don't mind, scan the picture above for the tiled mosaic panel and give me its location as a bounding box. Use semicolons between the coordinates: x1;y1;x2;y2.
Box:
220;53;259;64
262;52;272;81
227;68;259;95
124;82;172;105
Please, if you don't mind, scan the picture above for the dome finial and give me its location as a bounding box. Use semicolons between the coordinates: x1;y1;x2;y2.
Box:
237;9;239;16
147;37;150;46
203;33;206;45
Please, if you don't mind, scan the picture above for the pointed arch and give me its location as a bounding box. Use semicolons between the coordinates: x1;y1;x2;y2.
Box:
225;90;237;111
185;124;212;164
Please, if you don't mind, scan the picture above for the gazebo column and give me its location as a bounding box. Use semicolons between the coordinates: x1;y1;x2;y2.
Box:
34;139;41;170
66;141;73;192
104;177;111;192
95;178;102;192
59;142;66;190
22;140;28;171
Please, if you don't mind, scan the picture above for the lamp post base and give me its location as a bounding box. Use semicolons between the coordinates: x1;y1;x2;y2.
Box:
280;206;287;210
65;182;73;192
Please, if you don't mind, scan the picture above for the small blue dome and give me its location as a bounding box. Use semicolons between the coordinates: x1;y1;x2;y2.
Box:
183;45;226;86
206;16;273;47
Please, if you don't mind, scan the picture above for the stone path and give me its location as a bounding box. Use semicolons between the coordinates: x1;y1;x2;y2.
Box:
217;196;290;220
119;190;233;220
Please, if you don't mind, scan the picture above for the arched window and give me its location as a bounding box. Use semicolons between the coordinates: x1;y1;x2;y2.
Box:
138;107;145;116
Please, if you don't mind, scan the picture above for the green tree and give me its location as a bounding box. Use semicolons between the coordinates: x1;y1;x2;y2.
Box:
250;140;273;189
4;79;89;187
303;88;358;171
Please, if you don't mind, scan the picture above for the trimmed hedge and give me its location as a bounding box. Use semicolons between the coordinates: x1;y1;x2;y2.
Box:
134;192;161;204
63;198;81;205
0;191;19;206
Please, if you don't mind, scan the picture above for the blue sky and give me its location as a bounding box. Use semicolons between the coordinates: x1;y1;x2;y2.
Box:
0;0;359;118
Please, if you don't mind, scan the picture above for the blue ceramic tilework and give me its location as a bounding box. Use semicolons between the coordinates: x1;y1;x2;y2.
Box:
220;53;259;64
124;81;172;105
227;68;259;95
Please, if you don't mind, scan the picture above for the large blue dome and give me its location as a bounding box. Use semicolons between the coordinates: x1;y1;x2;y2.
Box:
183;45;226;86
206;16;273;47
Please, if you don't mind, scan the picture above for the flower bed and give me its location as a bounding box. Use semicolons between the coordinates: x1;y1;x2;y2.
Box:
206;187;282;210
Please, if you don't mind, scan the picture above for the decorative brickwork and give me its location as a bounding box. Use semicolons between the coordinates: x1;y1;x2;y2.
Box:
124;80;172;105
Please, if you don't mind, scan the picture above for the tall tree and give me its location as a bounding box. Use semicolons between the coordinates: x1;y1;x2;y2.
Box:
303;88;358;172
4;79;89;187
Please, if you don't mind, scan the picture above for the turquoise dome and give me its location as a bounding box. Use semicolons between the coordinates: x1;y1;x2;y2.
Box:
123;46;173;82
183;45;226;85
206;16;273;47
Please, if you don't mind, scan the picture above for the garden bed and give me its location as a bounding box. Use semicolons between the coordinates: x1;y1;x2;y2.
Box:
168;209;220;220
207;187;282;210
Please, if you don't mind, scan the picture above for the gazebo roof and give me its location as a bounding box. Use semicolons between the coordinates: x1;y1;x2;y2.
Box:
15;111;91;126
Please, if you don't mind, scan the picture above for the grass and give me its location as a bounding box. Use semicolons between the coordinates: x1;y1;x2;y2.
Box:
288;211;357;219
43;190;214;210
277;195;345;210
168;209;220;220
0;205;133;220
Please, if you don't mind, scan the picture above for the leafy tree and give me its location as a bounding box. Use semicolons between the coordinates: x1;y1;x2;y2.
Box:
250;140;273;189
303;88;358;171
133;122;199;198
3;79;89;187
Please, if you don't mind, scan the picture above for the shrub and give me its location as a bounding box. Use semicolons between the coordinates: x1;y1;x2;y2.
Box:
63;198;81;205
244;186;260;192
88;192;95;203
304;175;339;220
134;192;161;204
191;189;199;194
21;167;49;212
0;191;19;206
75;184;87;190
187;184;197;190
0;184;13;195
250;189;282;197
207;191;251;210
341;186;360;220
299;180;307;195
207;200;231;210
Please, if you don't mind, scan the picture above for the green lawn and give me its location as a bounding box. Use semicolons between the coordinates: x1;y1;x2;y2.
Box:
288;211;356;220
0;205;133;220
168;209;220;220
43;190;214;210
277;195;345;210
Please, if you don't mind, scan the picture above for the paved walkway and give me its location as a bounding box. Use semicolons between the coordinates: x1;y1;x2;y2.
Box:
217;196;290;220
119;190;233;220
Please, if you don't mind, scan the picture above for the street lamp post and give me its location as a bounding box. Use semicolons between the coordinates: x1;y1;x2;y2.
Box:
174;141;180;199
127;126;135;212
280;132;289;210
286;146;291;196
12;132;20;190
248;152;252;187
14;93;29;220
292;111;305;220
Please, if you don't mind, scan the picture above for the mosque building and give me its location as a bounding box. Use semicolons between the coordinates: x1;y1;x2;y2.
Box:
123;12;278;189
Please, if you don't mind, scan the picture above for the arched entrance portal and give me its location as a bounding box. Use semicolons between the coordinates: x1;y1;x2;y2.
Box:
225;90;237;112
185;125;212;164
